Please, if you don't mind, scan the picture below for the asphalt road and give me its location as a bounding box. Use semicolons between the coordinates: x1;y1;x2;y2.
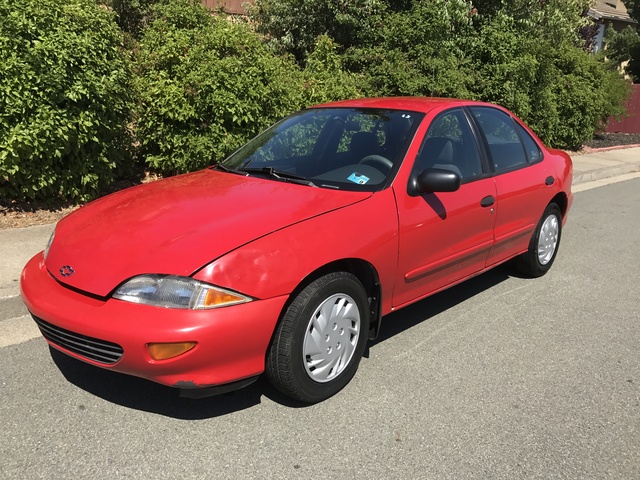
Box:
1;178;639;479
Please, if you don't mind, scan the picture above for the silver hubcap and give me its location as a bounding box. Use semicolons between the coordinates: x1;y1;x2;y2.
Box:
537;214;559;265
303;293;360;383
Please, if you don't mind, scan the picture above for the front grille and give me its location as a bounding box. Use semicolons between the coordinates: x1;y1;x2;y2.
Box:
33;315;124;364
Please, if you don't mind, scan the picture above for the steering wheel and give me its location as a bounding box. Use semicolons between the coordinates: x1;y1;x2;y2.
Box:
358;155;393;174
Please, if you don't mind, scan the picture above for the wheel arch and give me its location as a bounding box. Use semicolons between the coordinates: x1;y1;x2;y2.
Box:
550;192;568;217
278;258;383;342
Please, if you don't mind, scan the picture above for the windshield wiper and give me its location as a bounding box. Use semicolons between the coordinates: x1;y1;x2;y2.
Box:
239;167;316;187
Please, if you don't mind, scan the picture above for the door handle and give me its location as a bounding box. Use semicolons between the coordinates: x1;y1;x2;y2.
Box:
545;176;555;186
480;195;494;207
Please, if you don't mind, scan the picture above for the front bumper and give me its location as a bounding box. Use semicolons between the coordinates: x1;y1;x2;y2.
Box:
21;253;288;390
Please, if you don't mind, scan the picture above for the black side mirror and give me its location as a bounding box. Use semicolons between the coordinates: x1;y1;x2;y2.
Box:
409;168;461;196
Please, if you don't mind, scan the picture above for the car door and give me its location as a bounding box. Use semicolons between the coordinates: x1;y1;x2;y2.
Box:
393;108;497;309
468;107;555;267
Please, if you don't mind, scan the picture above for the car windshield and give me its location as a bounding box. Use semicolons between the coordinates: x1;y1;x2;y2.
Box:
219;107;424;191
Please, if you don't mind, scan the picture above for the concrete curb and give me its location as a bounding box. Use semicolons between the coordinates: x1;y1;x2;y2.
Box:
579;143;640;154
574;161;640;184
571;145;640;185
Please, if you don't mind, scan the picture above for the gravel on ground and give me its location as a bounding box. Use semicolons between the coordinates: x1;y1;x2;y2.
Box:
582;132;640;149
0;200;78;230
1;173;160;230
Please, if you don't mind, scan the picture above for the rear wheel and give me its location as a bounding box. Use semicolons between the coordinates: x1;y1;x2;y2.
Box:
265;272;370;403
515;202;562;277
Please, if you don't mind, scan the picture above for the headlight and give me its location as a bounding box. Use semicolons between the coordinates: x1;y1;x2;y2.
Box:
44;230;55;260
112;275;252;310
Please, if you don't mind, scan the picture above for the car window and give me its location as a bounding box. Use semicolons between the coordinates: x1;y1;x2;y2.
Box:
412;108;482;181
470;107;528;172
221;108;424;192
515;122;543;163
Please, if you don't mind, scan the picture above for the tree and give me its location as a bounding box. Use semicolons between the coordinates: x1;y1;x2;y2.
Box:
98;0;164;39
623;0;640;20
605;25;640;82
343;0;476;98
614;0;640;81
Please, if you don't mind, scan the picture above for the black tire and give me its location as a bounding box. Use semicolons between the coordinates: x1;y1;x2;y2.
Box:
265;272;370;403
514;202;562;277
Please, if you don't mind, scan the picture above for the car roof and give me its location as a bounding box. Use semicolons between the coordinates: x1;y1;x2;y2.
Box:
310;97;495;114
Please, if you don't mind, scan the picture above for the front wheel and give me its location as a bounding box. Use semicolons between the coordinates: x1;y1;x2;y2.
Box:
265;272;370;403
514;202;562;277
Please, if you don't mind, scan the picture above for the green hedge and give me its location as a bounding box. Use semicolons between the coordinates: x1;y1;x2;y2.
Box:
469;14;629;149
0;0;132;202
134;0;361;175
1;0;630;202
255;0;631;150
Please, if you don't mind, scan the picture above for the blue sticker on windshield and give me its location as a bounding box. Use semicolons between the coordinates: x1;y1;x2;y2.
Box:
348;172;370;185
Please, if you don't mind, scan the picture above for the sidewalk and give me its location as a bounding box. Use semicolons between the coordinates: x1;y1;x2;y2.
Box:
1;146;640;318
572;145;640;184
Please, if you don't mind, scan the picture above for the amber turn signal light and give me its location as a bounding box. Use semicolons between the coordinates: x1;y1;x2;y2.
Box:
147;342;197;361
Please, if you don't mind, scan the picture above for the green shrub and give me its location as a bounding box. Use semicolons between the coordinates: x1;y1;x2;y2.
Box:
252;0;630;150
0;0;132;202
134;0;361;175
345;0;476;99
249;0;387;65
469;15;630;149
302;35;363;104
106;0;160;38
605;25;640;82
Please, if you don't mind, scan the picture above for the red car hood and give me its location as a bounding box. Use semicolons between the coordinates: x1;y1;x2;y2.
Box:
45;170;370;296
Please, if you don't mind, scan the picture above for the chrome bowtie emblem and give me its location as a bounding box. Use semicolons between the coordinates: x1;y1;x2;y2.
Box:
59;265;75;277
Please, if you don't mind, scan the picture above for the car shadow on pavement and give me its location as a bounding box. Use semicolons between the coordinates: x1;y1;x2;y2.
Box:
49;265;512;417
370;264;511;347
49;347;286;418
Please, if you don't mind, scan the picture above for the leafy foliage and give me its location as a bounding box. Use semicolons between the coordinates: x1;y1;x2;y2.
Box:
134;0;362;175
251;0;631;149
474;0;593;45
248;0;387;65
105;0;159;38
468;14;630;148
605;26;640;82
0;0;132;201
1;0;633;203
134;0;296;174
623;0;640;21
344;0;475;98
302;35;363;105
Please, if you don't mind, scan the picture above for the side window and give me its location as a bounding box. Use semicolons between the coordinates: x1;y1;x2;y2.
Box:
413;108;482;181
515;123;543;163
470;107;527;172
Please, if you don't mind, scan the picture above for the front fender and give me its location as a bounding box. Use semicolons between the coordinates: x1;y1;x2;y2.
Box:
193;188;399;315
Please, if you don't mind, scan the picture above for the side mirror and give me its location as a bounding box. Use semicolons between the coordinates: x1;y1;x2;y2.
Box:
409;168;461;196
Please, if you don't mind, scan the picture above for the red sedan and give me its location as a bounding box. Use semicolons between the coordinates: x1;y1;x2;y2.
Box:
21;97;573;403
